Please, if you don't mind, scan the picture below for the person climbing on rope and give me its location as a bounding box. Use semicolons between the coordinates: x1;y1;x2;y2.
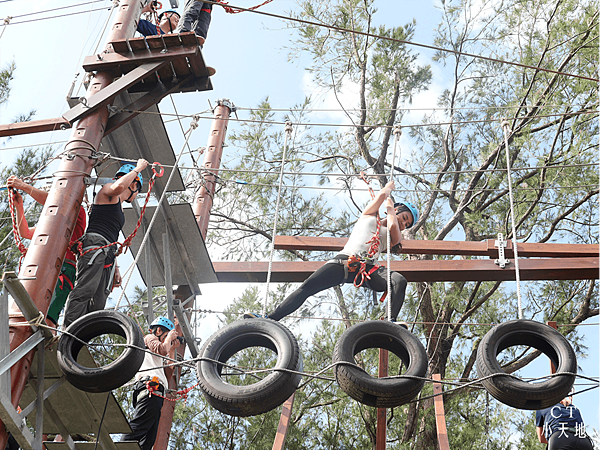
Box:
122;317;181;450
535;395;593;450
6;176;87;330
245;180;418;323
137;2;216;76
62;160;148;329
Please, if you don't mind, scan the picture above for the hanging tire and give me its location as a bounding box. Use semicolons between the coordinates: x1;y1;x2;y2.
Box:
196;318;302;417
476;319;576;410
57;310;144;393
333;320;428;408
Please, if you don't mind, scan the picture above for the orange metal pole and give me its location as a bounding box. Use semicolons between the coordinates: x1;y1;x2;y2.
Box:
0;2;143;448
376;349;389;450
432;374;450;450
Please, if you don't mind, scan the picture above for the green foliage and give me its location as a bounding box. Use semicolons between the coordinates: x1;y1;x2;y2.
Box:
0;61;15;107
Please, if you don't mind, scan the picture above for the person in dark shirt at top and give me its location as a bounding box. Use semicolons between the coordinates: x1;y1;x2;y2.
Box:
535;395;593;450
63;159;148;328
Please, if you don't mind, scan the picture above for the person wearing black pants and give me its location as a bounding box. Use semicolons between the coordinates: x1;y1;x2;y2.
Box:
536;395;594;450
246;181;418;323
122;317;181;450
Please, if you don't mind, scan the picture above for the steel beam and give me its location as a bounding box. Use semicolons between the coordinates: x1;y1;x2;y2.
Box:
172;300;199;358
82;44;199;72
0;291;9;400
212;257;599;283
62;62;168;124
0;389;38;450
273;236;599;258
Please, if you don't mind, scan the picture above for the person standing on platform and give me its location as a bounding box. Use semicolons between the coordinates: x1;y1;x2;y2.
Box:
63;159;148;328
122;317;181;450
535;395;593;450
137;2;216;75
7;176;87;329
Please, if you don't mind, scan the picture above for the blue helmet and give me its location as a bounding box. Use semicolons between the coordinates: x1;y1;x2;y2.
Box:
394;201;419;228
115;163;143;190
150;317;174;331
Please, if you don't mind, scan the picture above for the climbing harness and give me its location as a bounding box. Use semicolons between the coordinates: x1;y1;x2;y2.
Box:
146;381;199;405
70;162;164;260
263;121;293;315
351;172;382;289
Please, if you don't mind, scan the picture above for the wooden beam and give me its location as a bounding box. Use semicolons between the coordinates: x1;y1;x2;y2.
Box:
0;118;70;138
212;257;599;283
272;393;295;450
432;374;450;450
273;236;599;258
547;321;558;374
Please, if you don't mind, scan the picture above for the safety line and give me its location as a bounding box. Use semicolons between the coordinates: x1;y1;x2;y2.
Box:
501;120;523;319
263;121;293;315
201;0;599;83
4;7;112;26
114;115;200;309
4;0;108;20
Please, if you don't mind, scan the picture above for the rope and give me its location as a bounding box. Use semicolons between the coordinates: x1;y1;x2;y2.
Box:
114;115;200;309
501;120;523;319
7;188;28;269
70;163;165;259
213;0;273;14
386;125;401;321
353;172;381;289
263;121;293;316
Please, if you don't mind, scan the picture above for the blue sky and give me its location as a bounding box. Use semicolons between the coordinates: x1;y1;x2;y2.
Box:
1;0;597;442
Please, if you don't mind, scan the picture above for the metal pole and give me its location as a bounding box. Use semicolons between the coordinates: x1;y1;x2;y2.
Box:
0;2;145;447
163;233;174;323
376;349;388;450
192;99;235;238
0;290;9;401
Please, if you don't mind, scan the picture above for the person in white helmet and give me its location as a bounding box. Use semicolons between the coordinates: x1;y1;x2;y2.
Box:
122;317;182;450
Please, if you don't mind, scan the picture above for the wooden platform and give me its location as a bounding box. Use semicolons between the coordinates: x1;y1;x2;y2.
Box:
83;32;213;95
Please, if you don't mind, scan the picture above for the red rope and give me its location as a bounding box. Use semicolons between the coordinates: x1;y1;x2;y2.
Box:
71;163;165;259
213;0;274;14
149;382;199;404
353;172;383;288
7;188;28;269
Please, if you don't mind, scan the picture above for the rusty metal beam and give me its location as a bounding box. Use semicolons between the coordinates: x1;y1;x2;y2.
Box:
62;61;168;124
432;374;450;450
0;118;70;138
212;257;599;283
273;236;599;258
82;44;199;72
104;75;194;135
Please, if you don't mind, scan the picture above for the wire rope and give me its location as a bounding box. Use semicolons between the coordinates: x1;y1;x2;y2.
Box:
201;0;598;83
114;115;200;309
263;121;293;315
386;125;401;321
501;120;523;319
5;7;112;26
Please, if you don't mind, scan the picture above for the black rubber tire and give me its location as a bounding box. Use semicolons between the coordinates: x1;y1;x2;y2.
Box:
196;318;302;417
476;319;577;410
57;310;144;393
333;320;428;408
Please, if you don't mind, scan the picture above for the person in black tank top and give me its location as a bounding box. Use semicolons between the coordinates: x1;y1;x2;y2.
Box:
63;159;149;328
